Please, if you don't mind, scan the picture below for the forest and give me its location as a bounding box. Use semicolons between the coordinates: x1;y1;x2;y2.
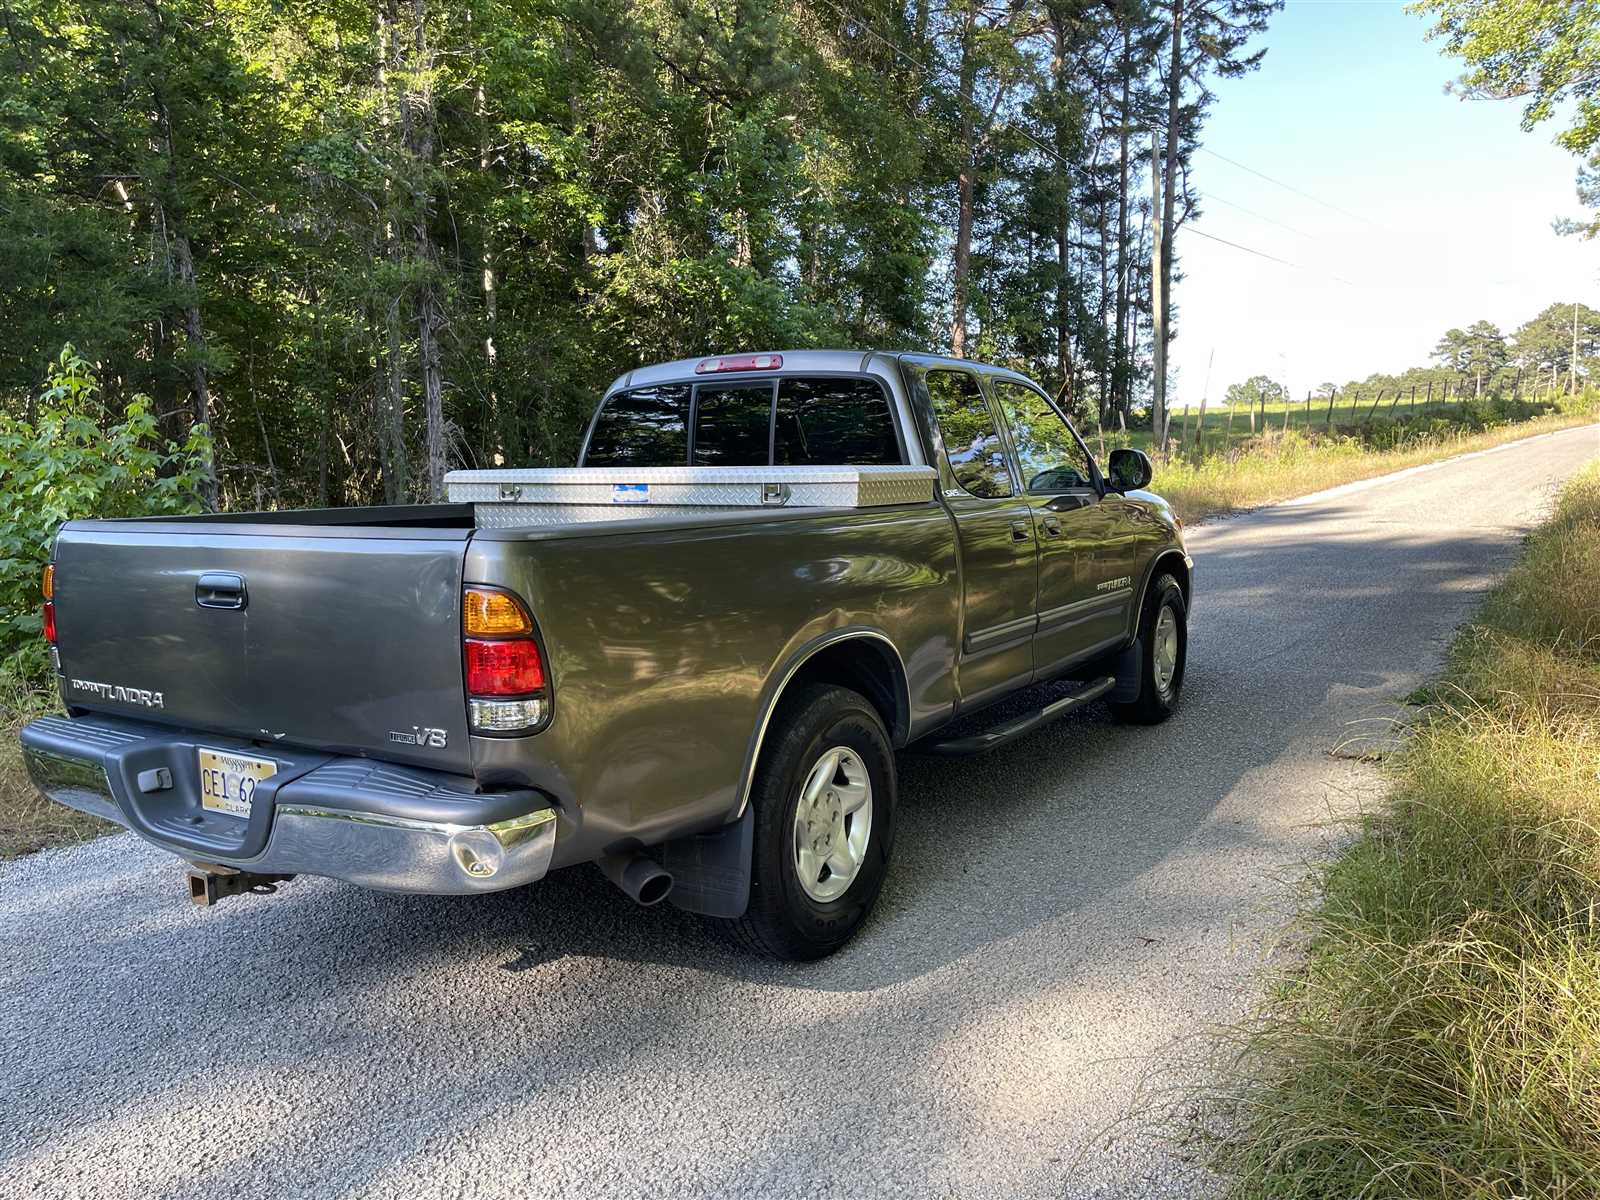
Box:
0;0;1280;509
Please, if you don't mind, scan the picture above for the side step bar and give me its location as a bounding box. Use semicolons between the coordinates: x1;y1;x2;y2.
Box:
922;676;1117;756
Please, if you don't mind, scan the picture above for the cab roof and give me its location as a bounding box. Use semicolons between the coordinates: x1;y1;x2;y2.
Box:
605;350;1034;396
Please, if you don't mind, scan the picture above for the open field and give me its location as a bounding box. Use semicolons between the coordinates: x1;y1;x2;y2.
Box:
1201;460;1600;1197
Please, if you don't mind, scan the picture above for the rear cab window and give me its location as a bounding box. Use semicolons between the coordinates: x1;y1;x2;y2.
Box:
583;384;691;467
582;374;903;467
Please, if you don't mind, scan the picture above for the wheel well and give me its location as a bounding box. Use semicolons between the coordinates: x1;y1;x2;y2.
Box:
1157;551;1191;608
785;637;909;747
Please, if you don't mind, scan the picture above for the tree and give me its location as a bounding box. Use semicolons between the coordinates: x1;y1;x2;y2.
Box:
1512;302;1600;394
1416;0;1600;236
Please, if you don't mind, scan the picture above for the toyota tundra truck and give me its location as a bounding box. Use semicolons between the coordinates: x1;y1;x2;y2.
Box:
21;350;1192;959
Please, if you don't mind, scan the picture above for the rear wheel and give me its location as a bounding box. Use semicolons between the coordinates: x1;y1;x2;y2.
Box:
1113;573;1186;725
729;684;895;961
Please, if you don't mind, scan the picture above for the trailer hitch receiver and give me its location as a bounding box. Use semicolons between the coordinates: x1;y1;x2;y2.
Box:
186;866;295;908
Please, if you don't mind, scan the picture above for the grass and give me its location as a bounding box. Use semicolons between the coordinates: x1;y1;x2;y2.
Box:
0;678;114;859
1129;402;1599;525
1199;461;1600;1198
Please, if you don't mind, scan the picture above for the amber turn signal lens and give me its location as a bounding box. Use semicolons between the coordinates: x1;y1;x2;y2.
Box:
42;564;54;600
464;587;533;637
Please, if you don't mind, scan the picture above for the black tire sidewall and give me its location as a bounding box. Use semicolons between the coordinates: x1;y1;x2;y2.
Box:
1147;577;1187;709
745;686;895;958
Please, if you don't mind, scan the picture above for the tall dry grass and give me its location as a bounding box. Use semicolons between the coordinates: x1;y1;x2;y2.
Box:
1202;462;1600;1198
1152;409;1599;525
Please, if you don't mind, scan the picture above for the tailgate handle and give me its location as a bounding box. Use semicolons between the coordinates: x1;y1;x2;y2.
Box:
196;572;247;611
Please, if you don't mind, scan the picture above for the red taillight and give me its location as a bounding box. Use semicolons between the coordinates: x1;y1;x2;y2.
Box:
695;353;782;374
465;638;544;695
42;601;56;644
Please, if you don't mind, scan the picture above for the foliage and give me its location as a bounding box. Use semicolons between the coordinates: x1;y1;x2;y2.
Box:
1416;0;1600;236
0;348;211;684
1222;373;1289;409
1200;460;1600;1197
0;0;1289;508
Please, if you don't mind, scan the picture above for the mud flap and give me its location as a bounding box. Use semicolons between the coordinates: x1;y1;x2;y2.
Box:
662;808;753;919
1111;638;1143;704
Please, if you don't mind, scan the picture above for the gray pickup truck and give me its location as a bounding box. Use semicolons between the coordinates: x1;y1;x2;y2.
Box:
22;350;1191;959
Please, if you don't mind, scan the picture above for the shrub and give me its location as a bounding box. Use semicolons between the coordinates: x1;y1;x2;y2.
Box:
0;346;211;686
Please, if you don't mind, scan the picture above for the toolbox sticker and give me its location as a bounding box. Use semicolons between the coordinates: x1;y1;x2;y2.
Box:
612;483;650;504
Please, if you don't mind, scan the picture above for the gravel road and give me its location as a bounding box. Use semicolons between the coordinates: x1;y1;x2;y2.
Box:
4;424;1597;1200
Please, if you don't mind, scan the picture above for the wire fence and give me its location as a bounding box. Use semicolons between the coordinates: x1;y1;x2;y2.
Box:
1160;370;1586;458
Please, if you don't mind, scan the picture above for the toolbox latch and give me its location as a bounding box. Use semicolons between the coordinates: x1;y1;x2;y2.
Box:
761;482;790;506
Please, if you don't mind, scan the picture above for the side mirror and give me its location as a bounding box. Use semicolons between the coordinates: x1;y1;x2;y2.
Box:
1106;448;1153;492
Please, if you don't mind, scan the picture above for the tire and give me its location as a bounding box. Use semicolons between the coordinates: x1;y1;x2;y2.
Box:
1112;573;1186;725
729;683;895;961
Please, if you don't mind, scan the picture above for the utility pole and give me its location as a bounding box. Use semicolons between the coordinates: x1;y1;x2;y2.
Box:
1572;302;1581;397
1150;134;1166;451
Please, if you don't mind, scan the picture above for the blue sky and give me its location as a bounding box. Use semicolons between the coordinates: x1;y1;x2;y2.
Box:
1169;0;1597;404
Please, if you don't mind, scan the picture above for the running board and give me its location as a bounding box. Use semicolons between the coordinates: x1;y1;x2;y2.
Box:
922;676;1117;756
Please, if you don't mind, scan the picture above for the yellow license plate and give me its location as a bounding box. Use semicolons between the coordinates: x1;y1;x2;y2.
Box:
197;749;277;818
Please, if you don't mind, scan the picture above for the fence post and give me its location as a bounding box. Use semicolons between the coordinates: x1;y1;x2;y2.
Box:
1305;389;1313;431
1363;388;1385;424
1324;386;1337;429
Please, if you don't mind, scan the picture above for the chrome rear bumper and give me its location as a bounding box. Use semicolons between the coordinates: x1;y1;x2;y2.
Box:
21;715;557;894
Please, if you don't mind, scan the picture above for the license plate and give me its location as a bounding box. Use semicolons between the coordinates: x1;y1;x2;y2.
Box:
197;749;277;818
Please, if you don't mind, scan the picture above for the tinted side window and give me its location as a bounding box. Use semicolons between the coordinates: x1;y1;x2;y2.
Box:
992;381;1096;493
584;384;690;466
774;377;902;465
925;370;1012;498
693;382;773;466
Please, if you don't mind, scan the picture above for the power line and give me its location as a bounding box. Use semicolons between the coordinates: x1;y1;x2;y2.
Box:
1184;226;1357;287
811;0;1368;287
1202;193;1315;240
1196;147;1377;228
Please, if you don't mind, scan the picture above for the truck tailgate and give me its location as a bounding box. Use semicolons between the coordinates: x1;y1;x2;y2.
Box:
50;522;474;774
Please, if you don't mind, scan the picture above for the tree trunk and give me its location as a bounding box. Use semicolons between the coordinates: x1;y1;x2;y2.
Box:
1113;26;1131;416
147;28;218;510
168;226;217;508
1051;15;1073;407
1156;0;1185;451
950;11;978;358
402;0;446;500
1150;136;1166;448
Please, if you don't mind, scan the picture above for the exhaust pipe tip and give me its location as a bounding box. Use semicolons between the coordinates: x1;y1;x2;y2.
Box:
599;852;673;907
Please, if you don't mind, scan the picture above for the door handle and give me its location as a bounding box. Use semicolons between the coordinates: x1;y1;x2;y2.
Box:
196;572;247;610
1045;493;1092;513
1010;519;1031;543
1042;516;1062;537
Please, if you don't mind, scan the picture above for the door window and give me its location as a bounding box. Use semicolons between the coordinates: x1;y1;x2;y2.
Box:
926;370;1012;498
991;381;1096;494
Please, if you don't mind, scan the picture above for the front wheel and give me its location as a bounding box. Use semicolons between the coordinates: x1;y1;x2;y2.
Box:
729;683;895;961
1112;573;1187;725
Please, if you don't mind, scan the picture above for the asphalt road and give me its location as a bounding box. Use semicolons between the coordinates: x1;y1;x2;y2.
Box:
3;424;1597;1200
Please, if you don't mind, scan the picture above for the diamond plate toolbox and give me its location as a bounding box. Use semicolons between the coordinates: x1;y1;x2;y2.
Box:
446;465;937;527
